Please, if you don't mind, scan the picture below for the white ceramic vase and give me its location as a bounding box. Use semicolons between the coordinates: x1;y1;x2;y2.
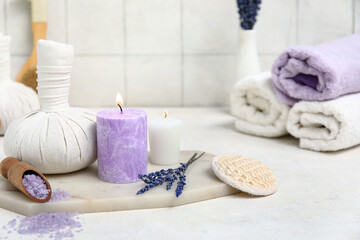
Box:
236;29;261;82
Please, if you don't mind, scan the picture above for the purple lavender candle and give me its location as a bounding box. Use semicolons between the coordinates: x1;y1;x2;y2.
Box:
97;108;147;183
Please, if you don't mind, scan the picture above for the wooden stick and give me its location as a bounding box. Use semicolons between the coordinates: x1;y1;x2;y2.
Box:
16;0;47;92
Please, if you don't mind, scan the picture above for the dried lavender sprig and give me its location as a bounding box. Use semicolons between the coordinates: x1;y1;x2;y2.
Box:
174;152;205;197
136;154;197;195
136;152;205;197
138;153;198;183
186;152;205;168
175;175;186;197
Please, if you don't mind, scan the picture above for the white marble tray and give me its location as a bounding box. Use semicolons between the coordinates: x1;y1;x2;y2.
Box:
0;150;239;216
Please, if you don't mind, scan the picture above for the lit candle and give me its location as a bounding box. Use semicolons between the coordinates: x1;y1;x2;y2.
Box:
148;110;183;165
96;93;147;183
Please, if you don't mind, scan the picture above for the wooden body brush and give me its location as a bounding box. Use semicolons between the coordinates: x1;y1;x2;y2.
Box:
16;0;47;92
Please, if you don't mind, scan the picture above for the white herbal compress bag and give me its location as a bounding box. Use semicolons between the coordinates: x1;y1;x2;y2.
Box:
0;33;39;135
4;40;97;174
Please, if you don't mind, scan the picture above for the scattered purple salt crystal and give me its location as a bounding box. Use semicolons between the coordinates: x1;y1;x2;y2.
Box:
18;212;82;239
7;219;16;228
1;212;83;240
22;174;50;200
50;188;71;202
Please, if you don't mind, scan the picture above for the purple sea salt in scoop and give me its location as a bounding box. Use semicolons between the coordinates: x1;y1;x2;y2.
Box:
22;174;51;200
0;157;52;203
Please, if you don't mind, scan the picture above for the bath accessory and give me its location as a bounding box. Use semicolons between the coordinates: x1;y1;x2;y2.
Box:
149;110;183;166
97;94;147;183
4;40;97;174
287;93;360;151
272;34;360;105
231;72;289;137
16;0;47;92
0;157;52;203
0;33;40;135
212;154;278;196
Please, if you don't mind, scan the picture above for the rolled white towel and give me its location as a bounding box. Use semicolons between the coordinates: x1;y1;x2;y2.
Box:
230;72;290;137
287;93;360;151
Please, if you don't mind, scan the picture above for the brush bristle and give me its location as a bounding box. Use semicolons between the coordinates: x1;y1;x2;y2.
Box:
20;67;38;92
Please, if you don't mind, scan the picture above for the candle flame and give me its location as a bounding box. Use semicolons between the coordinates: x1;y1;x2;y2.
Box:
116;93;123;107
163;110;168;119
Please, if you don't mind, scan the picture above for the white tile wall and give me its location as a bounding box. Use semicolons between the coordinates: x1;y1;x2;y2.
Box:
126;56;182;106
298;0;353;45
256;0;297;54
46;0;66;43
6;0;32;55
126;0;181;54
356;0;360;33
67;0;125;54
259;54;277;72
0;0;5;33
184;56;236;106
183;0;238;54
69;56;125;107
1;0;358;107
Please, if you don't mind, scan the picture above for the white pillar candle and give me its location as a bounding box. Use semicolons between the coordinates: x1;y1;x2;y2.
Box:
149;111;183;166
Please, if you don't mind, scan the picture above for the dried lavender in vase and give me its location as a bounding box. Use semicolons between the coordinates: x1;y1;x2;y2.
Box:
234;0;262;82
137;152;205;197
236;0;261;30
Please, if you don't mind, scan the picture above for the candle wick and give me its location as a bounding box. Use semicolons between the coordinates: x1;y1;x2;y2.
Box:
118;104;123;114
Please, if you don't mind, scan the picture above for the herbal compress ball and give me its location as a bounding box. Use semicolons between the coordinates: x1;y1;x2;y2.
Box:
0;33;39;135
4;40;97;174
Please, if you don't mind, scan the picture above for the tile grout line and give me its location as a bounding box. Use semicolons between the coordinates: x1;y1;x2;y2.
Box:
73;53;238;57
123;0;128;102
11;53;281;57
64;0;69;43
352;0;355;33
180;0;184;107
4;0;7;34
295;0;299;44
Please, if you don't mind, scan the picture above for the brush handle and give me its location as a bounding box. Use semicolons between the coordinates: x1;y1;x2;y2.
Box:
31;0;47;23
15;0;47;85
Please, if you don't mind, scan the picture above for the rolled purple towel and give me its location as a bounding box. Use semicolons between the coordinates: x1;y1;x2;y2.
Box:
272;34;360;105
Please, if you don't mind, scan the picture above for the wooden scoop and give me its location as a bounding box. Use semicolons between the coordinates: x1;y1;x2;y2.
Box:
16;0;47;92
0;157;52;203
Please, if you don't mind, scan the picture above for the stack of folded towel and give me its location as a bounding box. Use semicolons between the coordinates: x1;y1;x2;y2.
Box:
230;72;289;137
231;34;360;152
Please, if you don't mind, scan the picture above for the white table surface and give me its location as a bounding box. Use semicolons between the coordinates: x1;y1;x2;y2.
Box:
1;107;360;240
